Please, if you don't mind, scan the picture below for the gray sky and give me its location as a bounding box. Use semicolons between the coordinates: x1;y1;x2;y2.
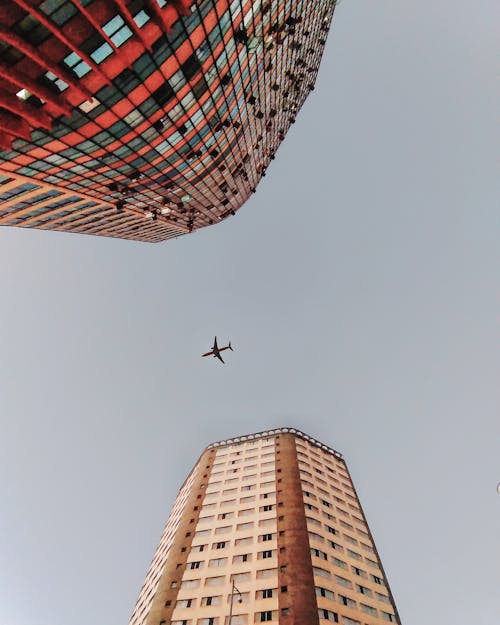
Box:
0;1;498;624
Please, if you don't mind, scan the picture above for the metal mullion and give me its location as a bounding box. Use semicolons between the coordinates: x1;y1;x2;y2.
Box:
265;0;316;168
10;0;112;86
302;1;337;103
150;26;236;216
111;0;153;51
196;0;256;200
102;26;235;221
69;0;133;67
215;0;257;175
235;0;267;191
232;0;262;191
175;9;250;211
0;25;92;102
227;0;262;189
19;200;102;227
16;5;220;226
0;194;82;224
258;0;293;172
86;215;183;238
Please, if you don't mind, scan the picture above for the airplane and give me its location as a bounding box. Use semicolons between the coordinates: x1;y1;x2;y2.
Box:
202;336;233;363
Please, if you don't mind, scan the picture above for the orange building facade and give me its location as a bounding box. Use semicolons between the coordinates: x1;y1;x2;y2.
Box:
0;0;337;242
129;428;401;625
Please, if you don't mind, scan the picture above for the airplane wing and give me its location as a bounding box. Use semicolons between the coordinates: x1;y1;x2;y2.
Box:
213;336;218;350
216;352;225;363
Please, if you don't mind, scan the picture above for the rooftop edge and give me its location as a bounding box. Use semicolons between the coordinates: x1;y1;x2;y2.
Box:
206;427;343;460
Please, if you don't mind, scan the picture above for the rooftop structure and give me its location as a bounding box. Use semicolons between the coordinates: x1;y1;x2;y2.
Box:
0;0;338;242
129;427;401;624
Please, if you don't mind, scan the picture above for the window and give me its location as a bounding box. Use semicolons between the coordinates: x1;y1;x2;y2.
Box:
356;584;372;596
182;53;202;80
381;612;395;622
311;548;328;560
180;579;200;589
328;541;343;552
233;572;250;583
259;612;272;622
215;542;226;549
261;534;273;542
103;15;133;46
338;595;356;608
256;568;276;579
334;575;352;588
342;619;360;625
202;595;222;606
176;598;193;608
205;576;224;586
261;550;273;559
361;604;378;617
190;561;201;569
313;566;331;579
262;589;273;598
371;574;384;585
209;558;227;567
261;505;273;512
315;587;334;600
376;592;391;604
318;610;338;622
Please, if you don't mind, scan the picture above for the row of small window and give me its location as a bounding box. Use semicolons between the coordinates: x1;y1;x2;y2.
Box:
172;567;278;589
208;471;276;487
192;533;274;550
212;451;275;467
295;441;348;476
316;586;394;617
311;542;377;571
199;505;274;523
214;440;275;458
165;612;278;625
308;529;378;569
194;519;275;537
316;585;392;605
306;518;374;555
211;463;275;477
187;550;276;569
205;481;275;498
170;586;283;609
313;565;384;588
202;492;275;509
301;473;358;512
301;474;348;500
194;533;275;553
318;611;395;624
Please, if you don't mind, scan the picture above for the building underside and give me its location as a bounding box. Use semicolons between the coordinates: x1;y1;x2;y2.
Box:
0;0;337;242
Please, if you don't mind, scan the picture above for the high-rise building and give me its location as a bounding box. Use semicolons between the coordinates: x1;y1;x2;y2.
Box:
0;0;338;242
130;428;401;625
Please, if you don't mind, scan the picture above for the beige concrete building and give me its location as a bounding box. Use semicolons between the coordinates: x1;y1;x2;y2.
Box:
129;428;401;625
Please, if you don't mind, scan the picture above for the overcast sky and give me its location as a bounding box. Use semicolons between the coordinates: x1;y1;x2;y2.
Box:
0;1;498;624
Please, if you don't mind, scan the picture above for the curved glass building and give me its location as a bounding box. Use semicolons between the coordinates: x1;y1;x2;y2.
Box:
0;0;337;242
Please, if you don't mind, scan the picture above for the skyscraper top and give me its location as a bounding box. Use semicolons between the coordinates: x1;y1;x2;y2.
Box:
0;0;338;242
129;426;400;624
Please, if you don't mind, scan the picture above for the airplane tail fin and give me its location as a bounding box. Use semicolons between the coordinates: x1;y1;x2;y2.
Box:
229;341;233;351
